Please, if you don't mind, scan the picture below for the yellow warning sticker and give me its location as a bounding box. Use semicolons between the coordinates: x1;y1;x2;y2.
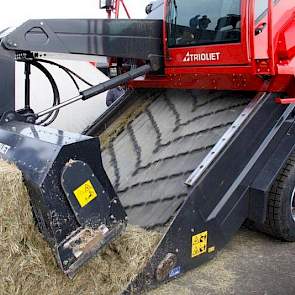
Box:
73;180;97;208
191;231;208;258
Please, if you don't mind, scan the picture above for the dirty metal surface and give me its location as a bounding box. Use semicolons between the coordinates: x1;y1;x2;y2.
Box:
149;227;295;295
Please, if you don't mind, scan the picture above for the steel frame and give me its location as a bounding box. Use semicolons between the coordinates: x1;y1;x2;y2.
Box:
122;92;295;294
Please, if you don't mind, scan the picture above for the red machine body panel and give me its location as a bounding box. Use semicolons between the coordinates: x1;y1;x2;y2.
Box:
164;0;251;67
130;0;295;96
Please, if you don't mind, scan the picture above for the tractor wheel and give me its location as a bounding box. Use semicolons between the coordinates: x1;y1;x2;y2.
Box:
264;152;295;241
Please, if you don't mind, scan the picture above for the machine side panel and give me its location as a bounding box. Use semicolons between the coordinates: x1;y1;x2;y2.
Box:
249;119;295;224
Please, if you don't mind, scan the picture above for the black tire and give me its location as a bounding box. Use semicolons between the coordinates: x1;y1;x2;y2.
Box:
263;152;295;241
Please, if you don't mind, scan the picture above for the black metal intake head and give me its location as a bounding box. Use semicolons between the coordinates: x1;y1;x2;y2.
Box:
0;121;127;277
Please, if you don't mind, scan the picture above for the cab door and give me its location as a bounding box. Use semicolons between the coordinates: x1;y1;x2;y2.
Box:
164;0;251;68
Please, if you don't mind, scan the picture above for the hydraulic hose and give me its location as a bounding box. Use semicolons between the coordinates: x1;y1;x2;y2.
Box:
37;64;152;118
21;60;60;126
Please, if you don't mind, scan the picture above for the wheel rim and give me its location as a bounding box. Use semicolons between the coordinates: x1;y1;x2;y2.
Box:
292;188;295;222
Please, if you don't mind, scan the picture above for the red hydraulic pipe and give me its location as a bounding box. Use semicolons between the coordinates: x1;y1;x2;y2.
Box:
120;0;131;19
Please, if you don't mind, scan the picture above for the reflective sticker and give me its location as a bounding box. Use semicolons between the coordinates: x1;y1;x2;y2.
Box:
73;180;97;208
0;143;11;155
191;231;208;258
169;266;181;278
208;246;215;253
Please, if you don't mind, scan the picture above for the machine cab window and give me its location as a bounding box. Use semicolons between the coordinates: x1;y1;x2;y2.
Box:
255;0;268;21
167;0;241;47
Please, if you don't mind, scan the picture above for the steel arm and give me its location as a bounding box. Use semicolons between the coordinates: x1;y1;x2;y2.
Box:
2;19;162;62
0;18;162;119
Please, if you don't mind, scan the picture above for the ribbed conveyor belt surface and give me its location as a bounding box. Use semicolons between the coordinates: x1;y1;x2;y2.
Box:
100;89;253;228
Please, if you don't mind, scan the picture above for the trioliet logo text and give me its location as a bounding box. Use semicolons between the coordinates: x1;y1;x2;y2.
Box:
183;52;221;62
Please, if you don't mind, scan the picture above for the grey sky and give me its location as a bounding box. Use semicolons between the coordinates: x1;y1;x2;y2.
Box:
0;0;152;30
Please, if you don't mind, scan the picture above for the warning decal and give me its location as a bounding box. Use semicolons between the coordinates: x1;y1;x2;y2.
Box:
191;231;208;258
73;180;98;208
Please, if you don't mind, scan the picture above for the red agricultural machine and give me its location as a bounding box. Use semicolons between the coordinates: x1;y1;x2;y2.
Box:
0;0;294;293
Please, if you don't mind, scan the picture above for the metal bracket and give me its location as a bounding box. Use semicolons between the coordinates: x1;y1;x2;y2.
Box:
0;109;36;125
185;93;267;187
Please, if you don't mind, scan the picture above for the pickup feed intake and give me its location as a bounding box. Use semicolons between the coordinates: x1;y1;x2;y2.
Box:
0;121;126;277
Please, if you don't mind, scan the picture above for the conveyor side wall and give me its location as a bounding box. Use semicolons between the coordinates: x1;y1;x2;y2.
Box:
124;93;295;293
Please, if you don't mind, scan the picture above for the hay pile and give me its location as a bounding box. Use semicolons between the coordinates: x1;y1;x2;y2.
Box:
0;161;160;295
99;97;152;149
150;249;238;295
